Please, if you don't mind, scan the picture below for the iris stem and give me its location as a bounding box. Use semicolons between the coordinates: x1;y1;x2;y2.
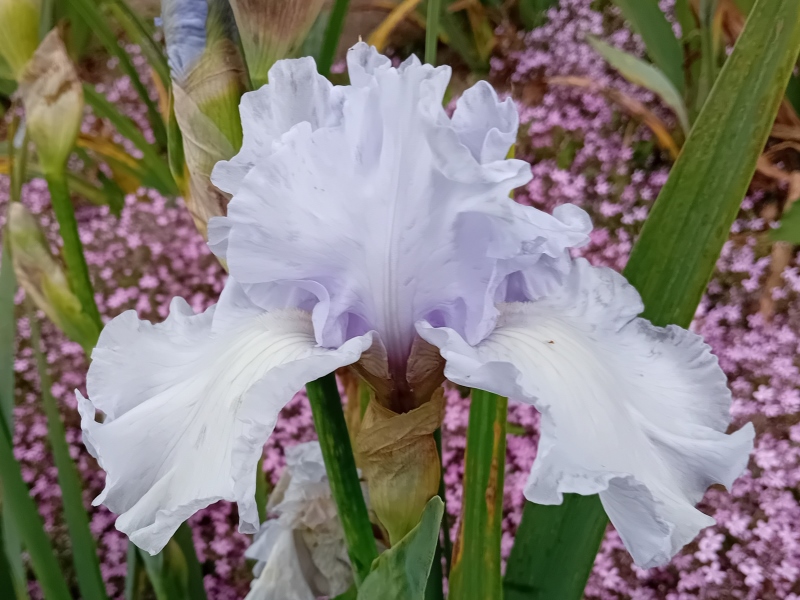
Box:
43;169;102;326
448;390;507;600
307;374;379;584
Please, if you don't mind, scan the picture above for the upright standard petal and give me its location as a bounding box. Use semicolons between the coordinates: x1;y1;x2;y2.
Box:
78;281;371;554
211;43;590;377
419;259;754;568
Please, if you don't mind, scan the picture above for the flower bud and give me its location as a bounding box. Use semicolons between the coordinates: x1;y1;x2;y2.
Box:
228;0;325;88
357;389;445;545
18;30;83;175
245;442;366;599
0;0;40;78
162;0;248;238
8;203;99;352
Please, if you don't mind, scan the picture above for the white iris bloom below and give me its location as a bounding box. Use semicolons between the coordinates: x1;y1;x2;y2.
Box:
245;442;360;600
78;42;754;569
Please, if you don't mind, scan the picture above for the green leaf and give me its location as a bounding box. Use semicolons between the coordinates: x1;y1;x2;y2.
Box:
66;0;168;148
504;1;800;598
172;523;207;600
138;540;190;600
1;118;30;600
358;497;444;600
137;523;207;600
695;0;720;113
0;236;16;435
771;201;800;243
306;374;379;584
786;74;800;117
44;171;103;326
425;0;442;66
29;311;108;600
504;496;607;600
0;518;20;599
106;0;171;90
124;543;149;600
317;0;350;77
588;36;690;133
518;0;559;30
0;403;72;600
82;84;177;195
0;239;29;600
611;0;685;94
448;390;507;600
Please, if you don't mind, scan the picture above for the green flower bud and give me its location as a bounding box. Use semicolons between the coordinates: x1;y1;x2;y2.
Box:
162;0;248;238
228;0;325;88
18;30;83;175
8;203;99;353
0;0;40;78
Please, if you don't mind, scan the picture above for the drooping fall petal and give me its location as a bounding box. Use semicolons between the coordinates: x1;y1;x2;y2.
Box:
419;258;754;568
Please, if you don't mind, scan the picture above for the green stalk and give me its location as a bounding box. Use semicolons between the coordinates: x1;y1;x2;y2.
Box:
317;0;350;77
29;309;109;600
43;170;101;326
425;0;441;66
448;390;507;600
306;374;378;584
504;1;800;598
423;13;445;598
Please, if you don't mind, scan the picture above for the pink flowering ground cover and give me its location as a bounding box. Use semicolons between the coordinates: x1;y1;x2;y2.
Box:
2;0;800;598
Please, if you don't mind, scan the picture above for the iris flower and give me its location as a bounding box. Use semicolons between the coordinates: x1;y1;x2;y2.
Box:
244;441;367;600
78;43;753;568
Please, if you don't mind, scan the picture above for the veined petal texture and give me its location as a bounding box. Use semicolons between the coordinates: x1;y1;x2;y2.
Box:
419;259;754;568
78;280;371;554
210;43;591;376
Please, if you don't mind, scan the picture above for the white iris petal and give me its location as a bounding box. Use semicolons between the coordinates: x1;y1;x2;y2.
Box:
79;282;371;554
418;259;754;568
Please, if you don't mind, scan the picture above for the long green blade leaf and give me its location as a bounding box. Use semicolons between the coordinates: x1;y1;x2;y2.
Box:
588;36;690;133
0;237;16;434
317;0;350;77
82;85;177;195
0;405;72;600
0;238;29;600
504;1;800;598
44;172;102;326
611;0;685;94
106;0;170;89
66;0;167;148
2;118;31;600
306;374;379;584
448;390;507;600
29;311;108;600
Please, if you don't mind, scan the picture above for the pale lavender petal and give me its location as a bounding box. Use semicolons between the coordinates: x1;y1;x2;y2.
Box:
419;258;754;568
213;43;591;369
78;279;371;554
